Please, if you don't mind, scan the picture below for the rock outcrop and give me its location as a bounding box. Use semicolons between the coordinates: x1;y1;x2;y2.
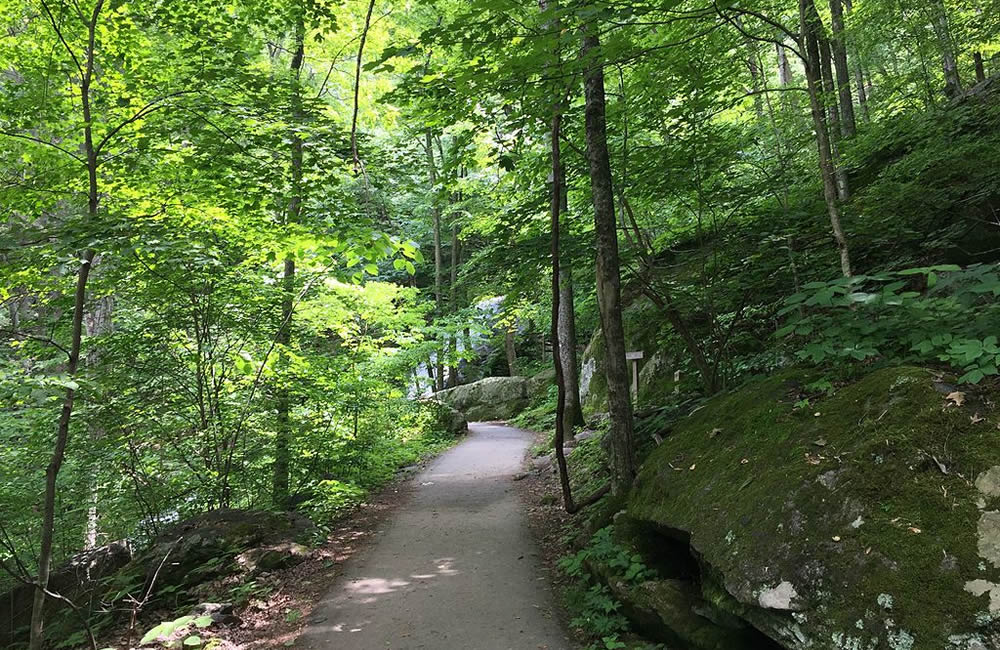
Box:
424;398;469;436
107;509;315;610
0;541;133;646
625;366;1000;649
435;375;534;421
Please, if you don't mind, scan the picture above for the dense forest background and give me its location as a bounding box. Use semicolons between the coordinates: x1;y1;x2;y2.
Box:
2;0;999;646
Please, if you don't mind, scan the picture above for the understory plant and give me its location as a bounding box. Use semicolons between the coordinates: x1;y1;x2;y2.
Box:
777;264;1000;383
558;526;656;650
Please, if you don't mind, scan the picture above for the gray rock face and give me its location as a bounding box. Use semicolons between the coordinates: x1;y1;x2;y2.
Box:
626;367;1000;650
435;375;533;421
424;398;469;436
0;541;133;646
977;466;1000;499
109;509;316;613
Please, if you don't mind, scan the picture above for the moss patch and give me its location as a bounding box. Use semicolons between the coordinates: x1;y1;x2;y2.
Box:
627;366;1000;648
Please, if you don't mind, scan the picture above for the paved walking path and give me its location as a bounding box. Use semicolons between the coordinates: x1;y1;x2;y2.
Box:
298;422;571;650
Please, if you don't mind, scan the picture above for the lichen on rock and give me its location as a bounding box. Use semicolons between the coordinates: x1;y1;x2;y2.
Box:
625;366;1000;648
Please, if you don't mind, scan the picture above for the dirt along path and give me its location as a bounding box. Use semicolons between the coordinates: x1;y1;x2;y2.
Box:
298;422;572;650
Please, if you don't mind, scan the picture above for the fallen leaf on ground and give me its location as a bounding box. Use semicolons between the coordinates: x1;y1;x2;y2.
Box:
946;391;966;406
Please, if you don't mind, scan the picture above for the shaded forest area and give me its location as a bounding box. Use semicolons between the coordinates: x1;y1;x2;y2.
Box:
1;0;999;647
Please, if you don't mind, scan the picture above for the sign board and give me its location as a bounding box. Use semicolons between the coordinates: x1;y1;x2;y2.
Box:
626;351;644;361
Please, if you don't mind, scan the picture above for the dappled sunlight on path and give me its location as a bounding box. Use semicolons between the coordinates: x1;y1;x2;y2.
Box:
298;423;570;649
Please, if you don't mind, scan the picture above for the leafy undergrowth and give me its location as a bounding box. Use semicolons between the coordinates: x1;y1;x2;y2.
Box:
511;383;559;433
559;526;664;650
85;427;460;650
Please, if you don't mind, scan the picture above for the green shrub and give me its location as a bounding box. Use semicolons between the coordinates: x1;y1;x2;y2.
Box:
777;264;1000;383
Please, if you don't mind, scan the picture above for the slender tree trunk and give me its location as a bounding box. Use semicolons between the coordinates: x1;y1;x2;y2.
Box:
350;0;377;173
843;0;871;121
504;325;517;376
735;16;764;117
974;52;986;83
558;259;584;431
819;33;851;201
425;130;445;392
547;6;608;512
31;6;105;646
273;13;305;508
828;0;857;136
800;0;854;277
930;0;962;97
447;223;459;388
581;24;637;495
84;292;113;550
776;40;793;88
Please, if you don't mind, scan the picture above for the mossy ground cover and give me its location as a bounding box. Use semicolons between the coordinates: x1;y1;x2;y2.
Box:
627;365;1000;647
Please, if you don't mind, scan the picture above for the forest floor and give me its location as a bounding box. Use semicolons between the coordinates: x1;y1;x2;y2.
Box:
293;422;572;649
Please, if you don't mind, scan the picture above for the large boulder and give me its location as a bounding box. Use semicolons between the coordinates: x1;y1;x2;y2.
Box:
627;366;1000;649
0;541;133;646
424;398;469;436
107;509;315;608
435;375;533;421
579;297;674;414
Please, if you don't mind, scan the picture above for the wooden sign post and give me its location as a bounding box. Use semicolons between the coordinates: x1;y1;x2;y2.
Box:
626;351;644;405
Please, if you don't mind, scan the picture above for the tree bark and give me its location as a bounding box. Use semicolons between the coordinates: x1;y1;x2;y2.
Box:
842;0;871;121
974;52;986;83
930;0;962;97
581;24;637;495
800;0;853;277
504;325;517;376
776;39;794;88
828;0;857;137
558;260;584;431
84;292;113;550
273;12;305;509
425;130;445;392
31;5;105;646
447;222;460;388
558;205;582;407
819;32;851;201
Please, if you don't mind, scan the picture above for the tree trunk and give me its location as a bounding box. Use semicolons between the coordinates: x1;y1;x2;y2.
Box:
828;0;857;137
800;0;853;277
504;325;517;376
425;130;445;392
558;260;584;431
581;24;637;495
776;40;794;88
843;0;871;121
447;221;459;388
273;13;305;509
930;0;962;97
84;292;113;550
30;6;104;645
557;171;584;428
819;32;851;201
735;16;764;117
974;52;986;83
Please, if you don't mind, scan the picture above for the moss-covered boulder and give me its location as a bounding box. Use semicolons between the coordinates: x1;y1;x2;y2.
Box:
580;297;675;415
0;541;132;646
627;366;1000;649
107;509;315;608
435;375;533;421
424;398;469;436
